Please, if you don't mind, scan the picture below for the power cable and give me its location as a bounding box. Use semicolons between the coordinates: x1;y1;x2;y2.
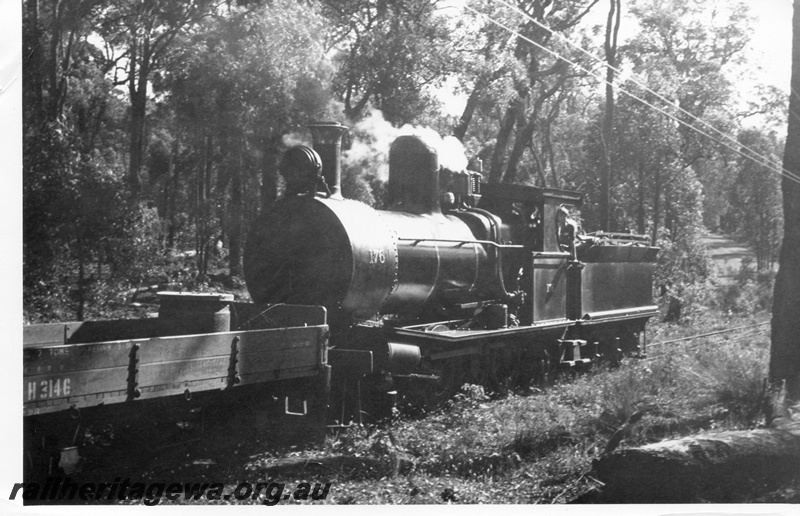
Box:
473;1;800;185
491;0;800;183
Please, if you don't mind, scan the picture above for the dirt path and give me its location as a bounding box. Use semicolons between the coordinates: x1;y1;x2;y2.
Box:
702;232;753;279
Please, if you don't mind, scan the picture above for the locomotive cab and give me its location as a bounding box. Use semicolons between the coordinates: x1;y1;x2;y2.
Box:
476;183;583;325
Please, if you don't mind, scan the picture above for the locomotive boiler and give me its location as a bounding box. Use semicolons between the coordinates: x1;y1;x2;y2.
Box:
244;124;507;325
244;122;660;414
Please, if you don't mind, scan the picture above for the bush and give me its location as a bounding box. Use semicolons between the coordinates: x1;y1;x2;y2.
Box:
714;257;775;315
24;201;173;322
692;340;768;425
654;231;716;322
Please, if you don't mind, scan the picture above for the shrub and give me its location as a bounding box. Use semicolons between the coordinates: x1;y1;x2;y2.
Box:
654;231;716;322
714;257;775;315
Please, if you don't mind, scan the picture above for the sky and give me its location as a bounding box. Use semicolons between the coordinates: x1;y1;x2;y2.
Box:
748;0;794;91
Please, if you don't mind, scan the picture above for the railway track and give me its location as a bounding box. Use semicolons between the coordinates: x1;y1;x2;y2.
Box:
643;321;770;360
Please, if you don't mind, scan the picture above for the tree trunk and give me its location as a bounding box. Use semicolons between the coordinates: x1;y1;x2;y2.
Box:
453;87;482;142
651;167;661;245
543;124;557;188
585;414;800;503
260;136;279;211
76;234;85;321
771;0;800;400
195;134;214;281
583;389;800;504
47;0;62;121
164;139;179;250
526;139;547;187
488;104;518;184
503;115;534;184
127;34;152;195
599;0;621;232
637;161;646;234
25;0;44;121
229;142;244;278
503;74;568;184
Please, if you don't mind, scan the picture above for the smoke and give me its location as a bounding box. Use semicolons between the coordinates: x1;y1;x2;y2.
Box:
281;99;348;148
282;132;311;148
342;109;394;182
342;109;469;182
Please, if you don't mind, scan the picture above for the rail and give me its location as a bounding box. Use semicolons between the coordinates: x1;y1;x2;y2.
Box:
647;321;770;348
643;321;770;360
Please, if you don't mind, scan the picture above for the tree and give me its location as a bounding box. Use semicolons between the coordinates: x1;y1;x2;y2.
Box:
599;0;621;231
624;0;752;235
96;0;222;195
23;0;108;128
481;0;600;185
770;0;800;400
601;88;680;239
23;0;149;321
729;129;783;270
323;0;457;125
162;1;332;278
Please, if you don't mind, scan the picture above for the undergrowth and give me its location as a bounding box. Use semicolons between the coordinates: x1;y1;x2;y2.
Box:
315;311;771;503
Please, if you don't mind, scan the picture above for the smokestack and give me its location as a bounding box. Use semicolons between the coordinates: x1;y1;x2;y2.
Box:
308;122;348;199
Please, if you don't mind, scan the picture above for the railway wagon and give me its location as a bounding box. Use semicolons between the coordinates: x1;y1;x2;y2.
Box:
23;293;330;477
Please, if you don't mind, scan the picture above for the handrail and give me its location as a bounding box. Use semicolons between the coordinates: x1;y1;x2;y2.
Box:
397;237;571;260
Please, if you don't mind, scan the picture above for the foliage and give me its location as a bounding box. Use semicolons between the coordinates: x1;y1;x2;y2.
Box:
651;165;715;321
323;0;458;125
22;0;784;323
726;129;783;270
714;257;776;315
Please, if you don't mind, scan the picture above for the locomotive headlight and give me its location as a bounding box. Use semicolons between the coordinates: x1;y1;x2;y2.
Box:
280;145;323;196
441;192;456;209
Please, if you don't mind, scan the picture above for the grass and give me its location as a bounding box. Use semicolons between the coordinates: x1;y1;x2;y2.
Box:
230;311;773;504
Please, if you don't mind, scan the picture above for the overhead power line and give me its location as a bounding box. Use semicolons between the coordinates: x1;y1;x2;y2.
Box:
490;0;800;184
467;1;800;185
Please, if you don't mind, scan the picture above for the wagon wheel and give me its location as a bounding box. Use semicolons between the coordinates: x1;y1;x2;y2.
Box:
467;353;489;387
517;345;540;390
429;357;467;407
533;349;554;388
618;328;642;356
488;348;524;395
395;357;464;412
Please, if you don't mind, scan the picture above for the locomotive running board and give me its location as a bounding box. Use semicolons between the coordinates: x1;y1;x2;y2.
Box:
391;318;574;344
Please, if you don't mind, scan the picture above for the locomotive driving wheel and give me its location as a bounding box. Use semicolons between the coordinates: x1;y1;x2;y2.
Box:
429;358;467;408
401;357;466;411
488;347;524;395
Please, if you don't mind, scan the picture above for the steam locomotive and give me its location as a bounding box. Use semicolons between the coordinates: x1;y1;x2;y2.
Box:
245;122;659;414
23;122;658;476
